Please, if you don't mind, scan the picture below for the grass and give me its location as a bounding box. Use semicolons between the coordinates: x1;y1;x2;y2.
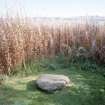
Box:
0;59;105;105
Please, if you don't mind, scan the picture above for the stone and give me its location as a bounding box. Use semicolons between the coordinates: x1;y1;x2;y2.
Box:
36;74;70;92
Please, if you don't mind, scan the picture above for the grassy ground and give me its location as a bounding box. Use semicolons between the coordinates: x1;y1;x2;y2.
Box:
0;59;105;105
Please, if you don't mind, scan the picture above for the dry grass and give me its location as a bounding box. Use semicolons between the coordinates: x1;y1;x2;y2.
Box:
0;17;105;74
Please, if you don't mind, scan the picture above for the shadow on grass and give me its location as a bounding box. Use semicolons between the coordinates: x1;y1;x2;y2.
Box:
27;80;37;91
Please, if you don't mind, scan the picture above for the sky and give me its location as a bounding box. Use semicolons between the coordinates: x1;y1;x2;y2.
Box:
0;0;105;18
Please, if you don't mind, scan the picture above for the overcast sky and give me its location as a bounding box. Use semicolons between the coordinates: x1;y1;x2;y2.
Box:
0;0;105;17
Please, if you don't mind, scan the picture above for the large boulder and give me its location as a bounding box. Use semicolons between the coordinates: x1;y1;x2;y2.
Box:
36;74;70;92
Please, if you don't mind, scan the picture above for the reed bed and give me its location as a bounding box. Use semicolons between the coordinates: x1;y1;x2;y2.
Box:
0;18;105;74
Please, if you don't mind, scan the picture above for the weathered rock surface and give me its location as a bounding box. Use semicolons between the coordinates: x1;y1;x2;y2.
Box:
36;74;70;92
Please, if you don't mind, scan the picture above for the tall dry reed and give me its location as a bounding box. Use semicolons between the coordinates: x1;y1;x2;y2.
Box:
0;18;105;74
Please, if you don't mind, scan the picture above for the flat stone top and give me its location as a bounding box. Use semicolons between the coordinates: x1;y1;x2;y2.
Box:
37;74;70;83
